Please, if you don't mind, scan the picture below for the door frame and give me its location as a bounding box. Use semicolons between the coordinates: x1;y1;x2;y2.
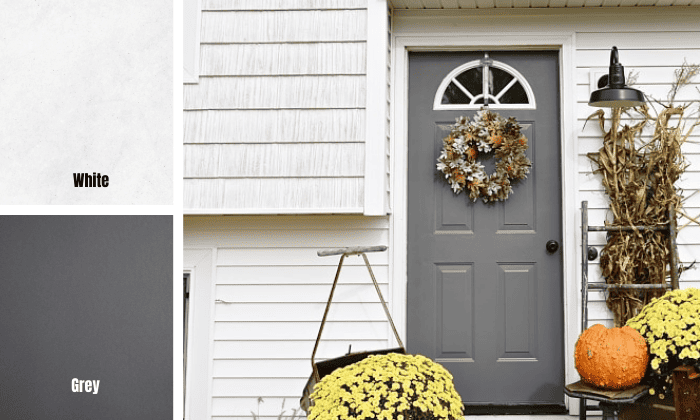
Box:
388;31;579;411
182;248;216;420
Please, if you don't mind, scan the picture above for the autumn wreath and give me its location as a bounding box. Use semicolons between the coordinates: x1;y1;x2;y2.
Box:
436;110;531;203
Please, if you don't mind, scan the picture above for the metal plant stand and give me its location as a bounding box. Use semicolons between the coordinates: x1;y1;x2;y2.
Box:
300;245;405;414
569;200;680;420
565;382;649;420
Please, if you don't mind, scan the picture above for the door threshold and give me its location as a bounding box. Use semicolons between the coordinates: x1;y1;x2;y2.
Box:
463;404;568;415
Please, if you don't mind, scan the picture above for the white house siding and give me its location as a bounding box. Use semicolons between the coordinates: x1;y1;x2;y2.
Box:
184;215;391;420
576;33;700;326
184;2;369;213
184;5;700;420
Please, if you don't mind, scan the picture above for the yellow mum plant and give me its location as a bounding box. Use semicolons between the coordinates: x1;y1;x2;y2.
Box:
308;353;463;420
626;288;700;398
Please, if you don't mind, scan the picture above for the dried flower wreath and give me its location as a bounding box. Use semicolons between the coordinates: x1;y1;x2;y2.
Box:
436;110;531;203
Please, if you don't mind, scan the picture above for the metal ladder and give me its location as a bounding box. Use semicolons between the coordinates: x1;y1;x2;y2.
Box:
578;200;680;419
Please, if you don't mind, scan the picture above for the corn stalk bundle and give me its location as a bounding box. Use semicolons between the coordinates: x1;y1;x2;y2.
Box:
586;63;700;327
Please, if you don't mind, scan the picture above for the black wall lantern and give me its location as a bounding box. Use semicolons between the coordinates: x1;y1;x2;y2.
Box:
588;46;645;108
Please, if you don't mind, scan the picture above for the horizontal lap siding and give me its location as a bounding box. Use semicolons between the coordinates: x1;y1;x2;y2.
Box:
202;0;367;10
216;301;391;322
184;178;364;210
184;215;390;418
216;284;390;304
201;10;367;43
184;76;366;109
185;6;368;213
200;43;367;75
184;109;366;144
576;31;700;326
184;143;365;177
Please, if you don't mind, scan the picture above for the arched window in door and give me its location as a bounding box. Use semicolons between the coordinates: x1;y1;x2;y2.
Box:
434;53;536;110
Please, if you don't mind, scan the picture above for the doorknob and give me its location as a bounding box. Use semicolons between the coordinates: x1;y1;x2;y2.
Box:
546;240;559;254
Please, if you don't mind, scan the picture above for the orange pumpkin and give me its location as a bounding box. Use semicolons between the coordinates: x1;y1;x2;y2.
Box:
574;324;648;390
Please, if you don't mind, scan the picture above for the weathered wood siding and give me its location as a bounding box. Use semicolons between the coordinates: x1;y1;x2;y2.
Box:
184;215;390;420
184;2;369;212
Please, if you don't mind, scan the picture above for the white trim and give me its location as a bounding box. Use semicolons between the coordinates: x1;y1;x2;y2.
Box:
183;270;193;420
390;31;579;413
183;0;201;84
364;0;389;216
183;248;215;420
388;0;699;9
393;6;700;20
184;207;365;215
433;58;537;110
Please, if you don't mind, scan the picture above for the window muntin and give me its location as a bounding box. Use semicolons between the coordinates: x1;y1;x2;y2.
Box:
434;54;536;110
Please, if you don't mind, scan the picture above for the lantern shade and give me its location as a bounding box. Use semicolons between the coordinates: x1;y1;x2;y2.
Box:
589;87;645;108
588;46;645;108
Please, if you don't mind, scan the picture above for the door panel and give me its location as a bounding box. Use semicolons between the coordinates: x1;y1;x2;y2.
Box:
436;263;474;360
406;51;564;405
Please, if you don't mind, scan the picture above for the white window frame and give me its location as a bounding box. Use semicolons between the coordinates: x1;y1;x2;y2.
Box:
433;57;537;110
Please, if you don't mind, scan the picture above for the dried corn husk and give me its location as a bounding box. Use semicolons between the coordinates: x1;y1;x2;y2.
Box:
587;63;700;326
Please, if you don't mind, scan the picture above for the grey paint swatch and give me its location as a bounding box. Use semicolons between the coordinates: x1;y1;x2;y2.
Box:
0;216;172;419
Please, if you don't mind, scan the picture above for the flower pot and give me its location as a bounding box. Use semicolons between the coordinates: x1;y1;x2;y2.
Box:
300;347;406;414
619;366;700;420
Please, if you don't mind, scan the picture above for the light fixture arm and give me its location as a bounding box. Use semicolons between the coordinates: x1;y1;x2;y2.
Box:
588;46;645;108
608;46;626;89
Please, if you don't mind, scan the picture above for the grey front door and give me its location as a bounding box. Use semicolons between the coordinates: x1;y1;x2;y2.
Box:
407;51;564;406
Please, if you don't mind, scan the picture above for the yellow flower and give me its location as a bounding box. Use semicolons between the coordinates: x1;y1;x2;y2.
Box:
626;288;700;398
651;358;660;370
309;353;463;420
